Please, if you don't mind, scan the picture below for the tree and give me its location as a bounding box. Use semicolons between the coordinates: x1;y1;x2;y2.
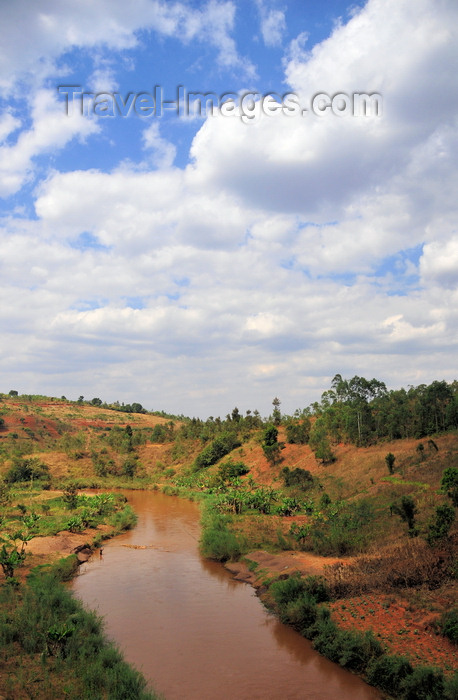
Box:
62;483;79;510
5;458;50;485
0;530;32;582
385;452;396;474
427;504;455;545
272;397;281;426
231;407;241;423
285;417;311;444
309;421;335;464
262;424;283;465
91;397;102;406
441;467;458;507
391;496;418;537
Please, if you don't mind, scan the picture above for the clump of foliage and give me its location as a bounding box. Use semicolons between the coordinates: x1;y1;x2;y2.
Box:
366;655;413;696
5;457;50;485
292;499;375;556
391;496;418;537
438;608;458;644
281;466;314;490
427;504;455;546
262;424;283;465
199;509;242;561
193;432;241;471
309;421;336;464
442;466;458;507
218;459;249;481
285;417;311;444
385;452;396;474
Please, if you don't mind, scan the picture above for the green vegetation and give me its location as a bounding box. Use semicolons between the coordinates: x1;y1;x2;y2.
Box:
193;432;241;471
0;573;157;699
438;607;458;644
391;496;419;537
1;376;458;698
265;570;458;700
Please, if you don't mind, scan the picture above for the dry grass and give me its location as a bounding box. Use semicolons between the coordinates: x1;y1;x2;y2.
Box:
324;537;458;598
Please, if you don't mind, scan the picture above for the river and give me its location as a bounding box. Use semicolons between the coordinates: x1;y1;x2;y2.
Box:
72;490;381;700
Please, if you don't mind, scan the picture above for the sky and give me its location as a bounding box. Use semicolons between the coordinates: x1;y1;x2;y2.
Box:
0;0;457;419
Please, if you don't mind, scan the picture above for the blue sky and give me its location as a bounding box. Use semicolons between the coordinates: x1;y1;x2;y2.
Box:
0;0;457;418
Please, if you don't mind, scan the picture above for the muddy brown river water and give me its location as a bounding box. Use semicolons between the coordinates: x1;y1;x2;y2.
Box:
72;491;381;699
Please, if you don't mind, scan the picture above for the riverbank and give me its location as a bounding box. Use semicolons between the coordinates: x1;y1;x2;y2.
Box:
0;487;160;700
222;548;458;699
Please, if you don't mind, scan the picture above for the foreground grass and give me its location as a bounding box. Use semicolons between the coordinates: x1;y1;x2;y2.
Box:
0;485;160;699
0;569;159;699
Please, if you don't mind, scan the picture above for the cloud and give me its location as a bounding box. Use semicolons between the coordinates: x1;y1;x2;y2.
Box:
1;0;458;416
142;123;177;169
0;0;254;94
0;89;99;196
420;238;458;288
254;1;287;47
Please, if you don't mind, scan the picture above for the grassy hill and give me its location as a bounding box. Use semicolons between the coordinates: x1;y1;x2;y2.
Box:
1;391;458;698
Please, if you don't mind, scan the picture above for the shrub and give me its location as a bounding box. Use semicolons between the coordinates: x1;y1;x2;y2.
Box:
200;513;241;561
366;654;413;695
439;608;458;644
5;457;50;484
385;452;396;474
283;594;318;631
193;432;241;471
444;672;458;700
442;467;458;507
281;467;314;489
270;574;307;608
218;459;249;481
313;626;383;673
109;505;137;532
400;665;445;700
285;419;311;444
427;504;455;546
391;496;418;537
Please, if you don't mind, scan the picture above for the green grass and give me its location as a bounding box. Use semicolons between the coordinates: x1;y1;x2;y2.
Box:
0;573;160;699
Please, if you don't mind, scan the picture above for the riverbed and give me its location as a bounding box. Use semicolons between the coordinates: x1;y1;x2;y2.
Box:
72;490;381;699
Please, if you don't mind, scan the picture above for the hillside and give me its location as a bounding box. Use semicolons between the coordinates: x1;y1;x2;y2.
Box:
1;390;458;698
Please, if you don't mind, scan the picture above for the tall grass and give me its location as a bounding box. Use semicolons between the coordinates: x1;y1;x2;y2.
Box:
0;572;160;699
199;504;242;561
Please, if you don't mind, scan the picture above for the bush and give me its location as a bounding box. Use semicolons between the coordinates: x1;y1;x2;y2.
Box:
193;432;241;471
307;500;375;555
427;504;455;546
313;625;383;673
218;460;249;481
270;574;307;608
283;594;318;631
439;608;458;644
109;505;137;532
444;672;458;700
5;457;50;484
400;665;445;700
366;654;413;695
385;452;396;474
442;467;458;507
285;419;311;444
200;513;241;561
281;467;314;489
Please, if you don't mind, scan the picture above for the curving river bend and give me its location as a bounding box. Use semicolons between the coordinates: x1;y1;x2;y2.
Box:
72;491;381;700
